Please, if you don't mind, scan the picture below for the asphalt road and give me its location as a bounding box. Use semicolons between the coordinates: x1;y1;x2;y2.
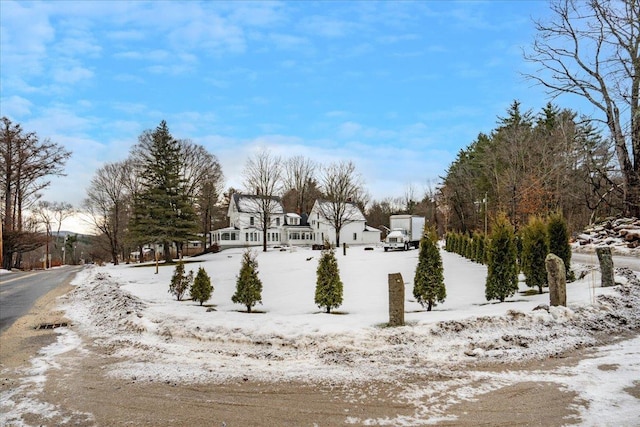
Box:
572;252;640;271
0;266;83;332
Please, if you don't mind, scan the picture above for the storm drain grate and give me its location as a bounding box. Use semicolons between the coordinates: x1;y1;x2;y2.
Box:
34;322;68;330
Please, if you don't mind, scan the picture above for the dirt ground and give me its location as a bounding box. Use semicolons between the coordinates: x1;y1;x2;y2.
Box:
0;281;616;427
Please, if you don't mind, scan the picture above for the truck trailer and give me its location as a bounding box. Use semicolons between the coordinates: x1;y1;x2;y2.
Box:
383;215;426;251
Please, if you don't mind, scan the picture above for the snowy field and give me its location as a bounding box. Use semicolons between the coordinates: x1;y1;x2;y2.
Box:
3;244;640;425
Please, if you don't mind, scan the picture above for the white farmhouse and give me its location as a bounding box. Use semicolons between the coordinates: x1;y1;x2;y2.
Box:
308;200;381;246
210;193;380;249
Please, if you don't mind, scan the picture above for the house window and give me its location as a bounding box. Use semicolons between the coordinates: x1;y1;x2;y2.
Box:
245;232;249;241
231;233;237;241
222;233;230;241
353;233;357;241
276;217;280;226
250;217;254;226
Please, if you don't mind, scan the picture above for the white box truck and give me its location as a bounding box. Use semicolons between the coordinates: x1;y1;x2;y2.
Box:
383;215;426;251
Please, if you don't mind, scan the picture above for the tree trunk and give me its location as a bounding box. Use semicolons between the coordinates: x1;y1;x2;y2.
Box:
163;241;172;263
612;116;640;217
262;224;268;252
111;246;119;266
427;300;433;312
326;306;330;314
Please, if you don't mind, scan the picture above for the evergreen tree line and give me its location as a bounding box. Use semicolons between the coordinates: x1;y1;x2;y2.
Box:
444;231;487;265
441;101;621;236
445;212;573;302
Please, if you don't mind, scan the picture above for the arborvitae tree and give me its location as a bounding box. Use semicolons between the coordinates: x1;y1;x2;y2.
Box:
485;213;519;302
465;235;474;260
460;235;467;258
521;216;549;294
515;233;524;272
191;266;213;306
547;212;575;282
315;240;343;313
413;228;446;311
232;250;263;312
479;234;488;264
169;261;193;301
475;233;486;264
455;233;463;256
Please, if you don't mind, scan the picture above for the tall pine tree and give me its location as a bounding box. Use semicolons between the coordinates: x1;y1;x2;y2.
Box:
413;227;446;311
232;249;263;312
315;240;343;313
485;213;519;302
521;216;549;294
130;121;198;262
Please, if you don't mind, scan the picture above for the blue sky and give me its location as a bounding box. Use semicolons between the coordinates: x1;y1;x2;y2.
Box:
2;0;580;218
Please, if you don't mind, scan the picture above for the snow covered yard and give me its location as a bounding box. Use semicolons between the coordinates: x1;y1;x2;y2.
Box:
36;244;636;424
2;245;635;425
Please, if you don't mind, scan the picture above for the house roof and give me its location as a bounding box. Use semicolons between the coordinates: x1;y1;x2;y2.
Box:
312;199;366;222
233;193;285;214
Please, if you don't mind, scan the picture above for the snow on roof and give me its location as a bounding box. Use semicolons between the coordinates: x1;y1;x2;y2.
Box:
233;193;284;214
286;213;301;218
313;200;366;222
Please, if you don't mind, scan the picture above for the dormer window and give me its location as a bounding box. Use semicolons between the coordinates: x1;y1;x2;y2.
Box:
276;217;280;226
250;217;254;226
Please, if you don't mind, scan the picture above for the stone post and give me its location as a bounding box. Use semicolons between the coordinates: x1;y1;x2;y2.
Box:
545;253;566;307
596;247;615;287
388;273;405;326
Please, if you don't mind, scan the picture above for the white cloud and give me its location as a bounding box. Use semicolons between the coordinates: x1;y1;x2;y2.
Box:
299;15;356;38
0;95;33;117
168;14;246;54
52;65;94;85
0;1;55;77
106;29;145;41
338;121;362;138
115;49;171;61
268;33;310;51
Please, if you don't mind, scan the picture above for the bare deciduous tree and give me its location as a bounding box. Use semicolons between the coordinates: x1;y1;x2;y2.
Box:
242;149;283;252
1;117;71;269
283;155;318;214
317;160;365;247
524;0;640;216
84;161;130;265
179;140;224;249
32;201;73;267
